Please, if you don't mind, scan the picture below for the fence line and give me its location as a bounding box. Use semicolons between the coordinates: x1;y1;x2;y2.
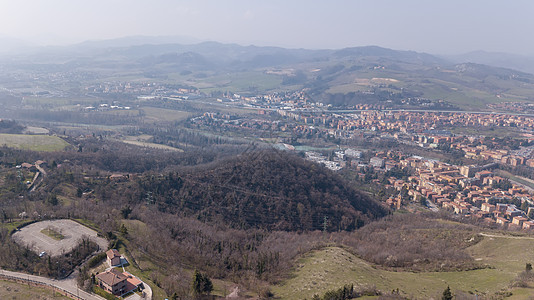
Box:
0;272;85;300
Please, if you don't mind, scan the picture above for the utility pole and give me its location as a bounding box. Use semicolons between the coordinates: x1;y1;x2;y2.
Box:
322;216;328;232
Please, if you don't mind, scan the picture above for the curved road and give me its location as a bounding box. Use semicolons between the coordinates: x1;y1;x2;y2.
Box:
0;267;152;300
0;268;105;300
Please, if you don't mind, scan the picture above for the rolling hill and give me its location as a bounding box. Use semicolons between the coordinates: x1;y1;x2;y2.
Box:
5;38;534;110
79;42;534;109
138;150;388;231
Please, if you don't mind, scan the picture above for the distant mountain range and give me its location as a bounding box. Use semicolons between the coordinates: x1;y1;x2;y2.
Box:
0;37;34;54
445;50;534;75
2;36;534;110
3;35;533;72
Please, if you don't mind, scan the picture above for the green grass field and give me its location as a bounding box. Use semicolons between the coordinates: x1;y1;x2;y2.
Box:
173;71;283;94
0;134;69;152
117;136;184;152
0;220;34;235
272;234;534;299
40;227;65;241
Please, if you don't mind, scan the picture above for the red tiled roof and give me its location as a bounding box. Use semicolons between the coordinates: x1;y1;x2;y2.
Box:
96;269;128;287
106;249;120;259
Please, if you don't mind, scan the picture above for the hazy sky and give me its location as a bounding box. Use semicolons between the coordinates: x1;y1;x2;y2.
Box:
0;0;533;55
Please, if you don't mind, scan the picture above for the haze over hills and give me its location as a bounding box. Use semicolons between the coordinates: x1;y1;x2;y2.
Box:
445;50;534;75
2;35;533;71
2;37;534;111
2;36;534;112
3;31;534;299
0;36;35;54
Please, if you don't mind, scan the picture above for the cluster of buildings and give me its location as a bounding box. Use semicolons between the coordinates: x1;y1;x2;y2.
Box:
304;151;344;171
196;107;534;173
381;156;534;229
220;87;457;111
84;81;198;97
219;90;313;108
278;110;534;135
410;134;534;168
300;145;534;230
488;101;534;114
83;103;131;111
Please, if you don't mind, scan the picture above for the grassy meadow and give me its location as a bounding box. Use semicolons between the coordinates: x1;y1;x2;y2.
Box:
0;134;70;152
272;234;534;299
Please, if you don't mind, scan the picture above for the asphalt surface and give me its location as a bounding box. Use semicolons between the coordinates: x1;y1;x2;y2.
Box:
12;219;107;256
0;268;105;300
1;262;151;300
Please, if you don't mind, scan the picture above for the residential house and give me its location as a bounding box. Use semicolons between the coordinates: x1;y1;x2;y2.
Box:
523;221;534;230
96;269;128;296
495;217;509;227
106;249;122;267
481;202;495;213
512;216;529;227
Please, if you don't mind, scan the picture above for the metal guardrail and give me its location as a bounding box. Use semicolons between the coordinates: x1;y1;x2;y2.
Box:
0;273;85;300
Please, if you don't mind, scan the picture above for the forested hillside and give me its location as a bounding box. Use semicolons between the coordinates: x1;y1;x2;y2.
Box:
138;150;388;231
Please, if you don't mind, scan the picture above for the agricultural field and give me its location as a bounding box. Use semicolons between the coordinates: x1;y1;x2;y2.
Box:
118;135;184;152
272;234;534;299
20;96;100;107
140;106;192;122
0;134;70;152
169;71;283;94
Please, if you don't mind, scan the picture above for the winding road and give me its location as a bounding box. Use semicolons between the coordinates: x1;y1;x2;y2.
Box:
0;267;152;300
0;268;105;300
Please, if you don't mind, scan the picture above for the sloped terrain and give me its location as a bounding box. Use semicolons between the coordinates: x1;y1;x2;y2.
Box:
139;150;388;231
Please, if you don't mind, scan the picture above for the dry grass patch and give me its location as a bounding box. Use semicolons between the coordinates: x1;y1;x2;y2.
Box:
0;134;69;151
0;279;70;299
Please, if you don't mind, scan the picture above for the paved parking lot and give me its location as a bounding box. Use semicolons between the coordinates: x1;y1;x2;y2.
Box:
12;219;107;256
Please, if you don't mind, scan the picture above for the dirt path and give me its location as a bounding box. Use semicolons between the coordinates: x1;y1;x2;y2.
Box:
480;233;534;240
226;286;240;298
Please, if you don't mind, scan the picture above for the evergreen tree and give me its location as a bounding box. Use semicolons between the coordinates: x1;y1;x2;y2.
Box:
119;224;128;236
192;270;213;297
76;187;83;198
442;286;453;300
47;194;59;206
